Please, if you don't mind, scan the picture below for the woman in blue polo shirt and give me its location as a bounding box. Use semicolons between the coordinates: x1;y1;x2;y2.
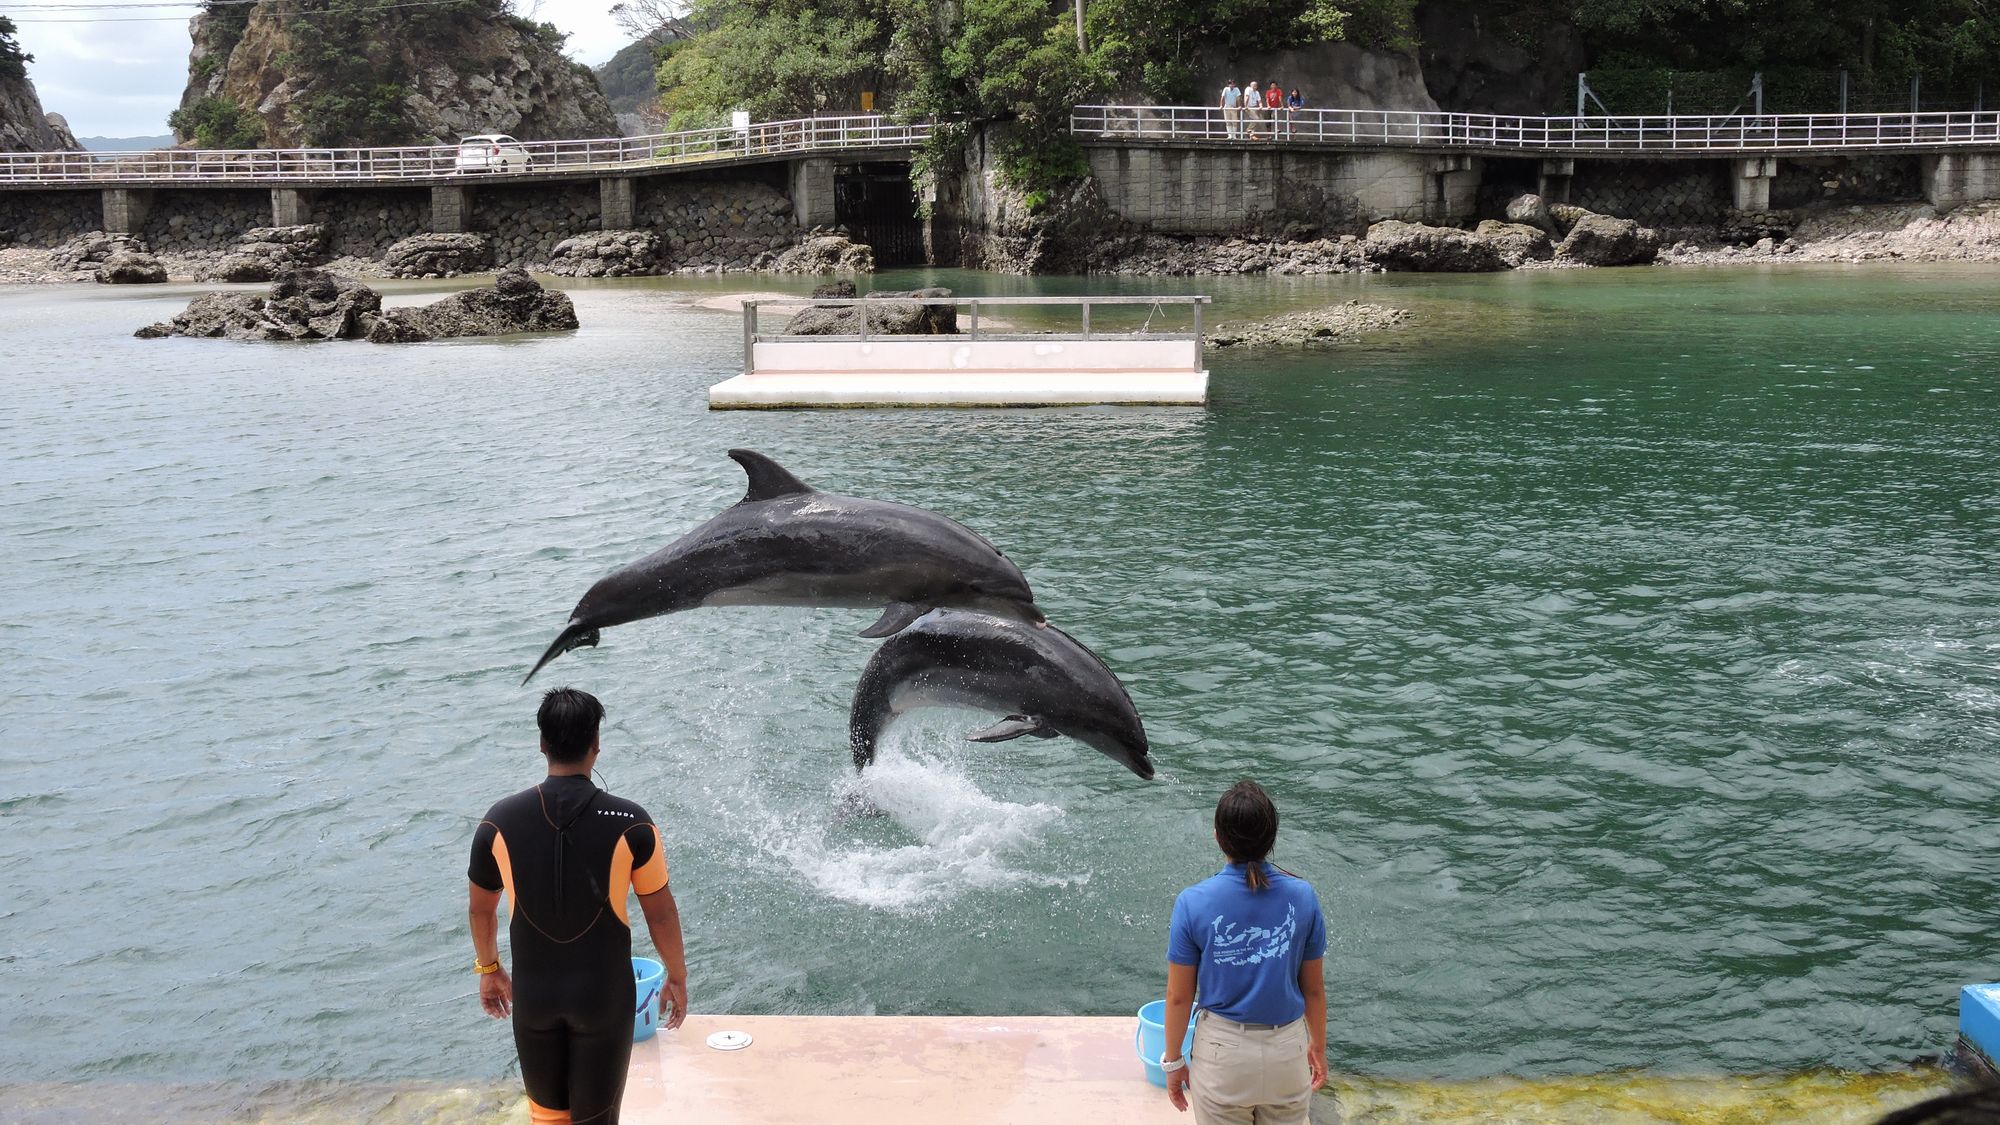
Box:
1160;780;1327;1122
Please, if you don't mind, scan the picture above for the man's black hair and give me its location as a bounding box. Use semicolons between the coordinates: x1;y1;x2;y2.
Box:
537;687;604;764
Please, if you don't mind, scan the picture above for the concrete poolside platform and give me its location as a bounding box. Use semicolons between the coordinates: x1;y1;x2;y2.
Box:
622;1015;1184;1123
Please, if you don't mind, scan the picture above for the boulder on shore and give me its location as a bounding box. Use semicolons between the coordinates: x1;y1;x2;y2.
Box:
1364;220;1511;272
1556;213;1662;266
202;224;329;283
50;231;148;276
770;233;875;274
134;269;380;340
382;232;493;279
1473;220;1554;267
95;250;169;284
365;268;579;342
785;287;957;336
547;230;661;278
1505;193;1556;235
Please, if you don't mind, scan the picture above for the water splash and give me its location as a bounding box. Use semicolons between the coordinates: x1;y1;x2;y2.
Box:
744;732;1067;913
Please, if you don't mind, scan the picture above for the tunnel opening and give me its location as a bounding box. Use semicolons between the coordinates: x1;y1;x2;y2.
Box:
835;164;924;266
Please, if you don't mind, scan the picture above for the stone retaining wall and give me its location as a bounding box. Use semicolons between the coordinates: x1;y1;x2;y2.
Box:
635;177;797;270
317;188;429;260
138;189;266;255
1771;155;1922;209
1082;145;1471;236
471;182;603;268
0;190;100;246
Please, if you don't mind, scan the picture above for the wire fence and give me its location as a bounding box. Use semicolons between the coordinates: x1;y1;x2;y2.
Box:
1576;69;1991;117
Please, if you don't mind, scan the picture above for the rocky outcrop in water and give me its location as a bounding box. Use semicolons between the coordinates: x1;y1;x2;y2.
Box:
1473;220;1554;266
135;267;576;341
176;2;614;146
202;224;329;282
365;268;577;342
769;234;875;274
1207;299;1412;348
382;233;492;278
786;288;957;336
136;269;380;340
547;230;660;277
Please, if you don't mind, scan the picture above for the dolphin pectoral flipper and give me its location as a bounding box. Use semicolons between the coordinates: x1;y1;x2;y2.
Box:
728;449;815;502
859;601;930;639
966;715;1050;743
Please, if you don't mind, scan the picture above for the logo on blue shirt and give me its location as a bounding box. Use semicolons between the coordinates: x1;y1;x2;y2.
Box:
1207;903;1297;967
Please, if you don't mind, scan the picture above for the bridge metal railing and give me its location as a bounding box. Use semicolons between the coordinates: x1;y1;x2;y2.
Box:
1071;104;2000;152
0;115;934;187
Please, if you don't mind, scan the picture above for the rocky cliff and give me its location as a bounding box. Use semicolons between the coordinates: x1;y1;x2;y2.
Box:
0;72;80;153
175;1;615;147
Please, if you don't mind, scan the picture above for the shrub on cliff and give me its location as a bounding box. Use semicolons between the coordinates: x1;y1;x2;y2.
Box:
168;96;264;149
0;16;32;82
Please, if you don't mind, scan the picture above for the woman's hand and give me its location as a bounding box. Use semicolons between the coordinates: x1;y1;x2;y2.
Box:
479;965;512;1019
1166;1061;1191;1112
1308;1048;1327;1090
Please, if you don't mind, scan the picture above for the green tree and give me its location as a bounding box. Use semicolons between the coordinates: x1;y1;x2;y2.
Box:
655;0;896;126
0;15;33;82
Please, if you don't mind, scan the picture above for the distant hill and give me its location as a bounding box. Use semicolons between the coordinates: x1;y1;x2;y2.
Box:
79;134;174;151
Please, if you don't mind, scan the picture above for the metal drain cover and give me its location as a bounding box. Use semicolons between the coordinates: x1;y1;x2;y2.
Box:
705;1030;753;1051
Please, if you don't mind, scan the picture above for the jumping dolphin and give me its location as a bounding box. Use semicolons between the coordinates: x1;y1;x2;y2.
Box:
847;609;1154;780
524;450;1044;683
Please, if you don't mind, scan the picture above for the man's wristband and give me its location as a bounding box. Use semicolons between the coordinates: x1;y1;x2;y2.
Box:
1160;1055;1186;1073
474;957;500;975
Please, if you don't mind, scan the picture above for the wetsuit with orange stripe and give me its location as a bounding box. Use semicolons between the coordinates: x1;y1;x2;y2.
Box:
469;775;668;1125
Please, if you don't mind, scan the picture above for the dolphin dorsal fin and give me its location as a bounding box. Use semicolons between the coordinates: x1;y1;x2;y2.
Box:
728;449;815;503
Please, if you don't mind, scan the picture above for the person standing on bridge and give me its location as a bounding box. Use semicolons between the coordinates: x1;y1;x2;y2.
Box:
468;687;689;1125
1220;80;1243;139
1265;81;1286;139
1243;82;1264;139
1286;89;1305;138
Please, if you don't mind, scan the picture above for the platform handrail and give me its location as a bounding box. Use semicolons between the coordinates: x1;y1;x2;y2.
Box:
0;114;934;186
741;295;1211;376
1069;104;2000;153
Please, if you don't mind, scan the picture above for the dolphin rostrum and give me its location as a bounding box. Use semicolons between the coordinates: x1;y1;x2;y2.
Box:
524;450;1044;683
847;609;1154;780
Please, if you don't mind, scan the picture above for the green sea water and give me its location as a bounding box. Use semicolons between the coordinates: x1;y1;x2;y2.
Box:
0;264;1994;1120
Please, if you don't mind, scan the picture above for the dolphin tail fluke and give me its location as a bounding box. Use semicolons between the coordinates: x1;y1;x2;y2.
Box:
522;623;601;685
858;601;929;639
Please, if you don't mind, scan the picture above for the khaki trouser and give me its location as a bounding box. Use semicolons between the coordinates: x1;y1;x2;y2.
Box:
1189;1013;1313;1125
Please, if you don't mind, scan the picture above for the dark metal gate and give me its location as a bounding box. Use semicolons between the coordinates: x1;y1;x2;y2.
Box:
835;166;924;266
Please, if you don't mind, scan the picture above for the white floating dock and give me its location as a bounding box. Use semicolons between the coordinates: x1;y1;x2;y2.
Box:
708;296;1210;409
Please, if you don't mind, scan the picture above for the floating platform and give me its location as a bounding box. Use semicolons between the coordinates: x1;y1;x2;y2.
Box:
1962;983;2000;1079
708;296;1210;409
622;1015;1183;1123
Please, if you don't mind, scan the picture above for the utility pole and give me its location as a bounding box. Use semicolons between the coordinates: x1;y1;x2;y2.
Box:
1075;0;1086;53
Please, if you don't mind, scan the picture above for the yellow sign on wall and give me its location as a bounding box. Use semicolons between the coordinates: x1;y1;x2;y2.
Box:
861;91;876;112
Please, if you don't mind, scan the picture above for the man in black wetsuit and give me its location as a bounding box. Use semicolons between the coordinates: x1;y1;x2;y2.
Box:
468;687;688;1125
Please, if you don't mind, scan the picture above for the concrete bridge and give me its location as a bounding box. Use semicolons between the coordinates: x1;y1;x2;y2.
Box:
0;115;927;237
6;107;2000;261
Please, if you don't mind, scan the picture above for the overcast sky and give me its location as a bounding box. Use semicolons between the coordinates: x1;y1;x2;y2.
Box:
9;0;635;139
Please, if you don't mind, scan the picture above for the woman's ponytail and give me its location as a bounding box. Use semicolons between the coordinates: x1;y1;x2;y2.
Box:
1214;780;1279;891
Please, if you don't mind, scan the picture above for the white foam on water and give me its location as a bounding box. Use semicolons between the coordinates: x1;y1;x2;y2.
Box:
748;732;1067;913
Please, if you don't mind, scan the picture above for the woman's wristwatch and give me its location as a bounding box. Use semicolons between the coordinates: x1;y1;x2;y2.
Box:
1160;1055;1186;1073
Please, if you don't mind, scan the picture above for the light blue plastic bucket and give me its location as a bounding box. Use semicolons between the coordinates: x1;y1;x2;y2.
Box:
632;957;665;1042
1134;1001;1196;1087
